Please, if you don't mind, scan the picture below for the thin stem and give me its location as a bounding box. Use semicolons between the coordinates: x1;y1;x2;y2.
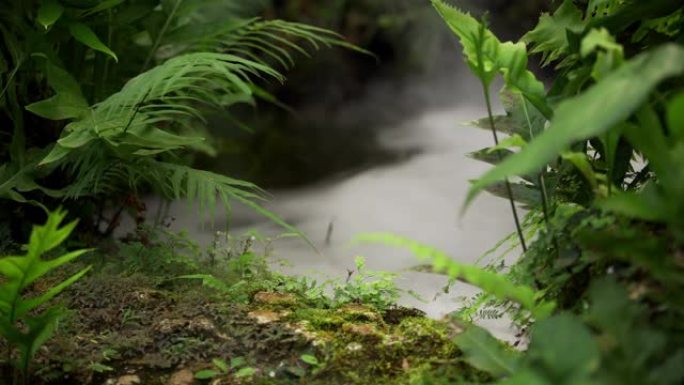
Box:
521;95;559;255
483;86;528;253
141;0;183;72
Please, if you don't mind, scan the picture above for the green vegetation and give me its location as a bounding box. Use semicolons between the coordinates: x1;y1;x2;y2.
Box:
1;0;683;384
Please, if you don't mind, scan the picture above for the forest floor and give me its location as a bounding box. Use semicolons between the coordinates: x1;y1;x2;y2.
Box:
3;248;489;385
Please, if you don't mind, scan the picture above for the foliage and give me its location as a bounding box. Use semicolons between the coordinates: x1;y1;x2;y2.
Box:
421;1;684;384
0;0;354;237
330;256;401;310
0;209;90;383
357;233;555;320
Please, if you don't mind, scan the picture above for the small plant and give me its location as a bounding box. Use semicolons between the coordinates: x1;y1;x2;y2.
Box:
0;209;91;384
195;356;256;381
300;353;324;374
331;256;401;310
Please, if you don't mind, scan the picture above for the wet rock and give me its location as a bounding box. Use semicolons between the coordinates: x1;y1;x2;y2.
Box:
247;309;290;324
110;374;140;385
253;292;297;306
168;368;196;385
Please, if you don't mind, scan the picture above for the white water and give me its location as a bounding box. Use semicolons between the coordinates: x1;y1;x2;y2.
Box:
143;95;524;340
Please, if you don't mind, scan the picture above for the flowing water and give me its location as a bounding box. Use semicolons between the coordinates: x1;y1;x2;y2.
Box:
138;60;525;340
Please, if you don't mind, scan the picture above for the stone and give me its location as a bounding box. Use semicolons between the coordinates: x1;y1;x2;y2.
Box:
168;368;196;385
116;374;141;385
248;309;290;324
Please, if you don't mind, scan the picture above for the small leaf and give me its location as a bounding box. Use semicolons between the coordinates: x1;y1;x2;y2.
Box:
301;354;319;366
230;356;246;369
68;23;118;62
212;358;229;372
194;369;218;379
234;367;256;378
37;0;64;29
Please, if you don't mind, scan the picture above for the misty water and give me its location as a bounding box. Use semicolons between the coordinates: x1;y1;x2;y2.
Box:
135;56;525;341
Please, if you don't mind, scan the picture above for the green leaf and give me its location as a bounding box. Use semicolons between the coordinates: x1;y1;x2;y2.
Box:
667;92;684;143
523;0;584;67
26;63;89;120
68;23;119;62
37;0;65;29
212;358;229;372
26;93;89;120
453;325;519;377
194;369;218;379
431;0;551;118
527;314;600;380
301;354;320;366
234;367;256;378
355;233;556;320
230;356;246;369
465;44;684;209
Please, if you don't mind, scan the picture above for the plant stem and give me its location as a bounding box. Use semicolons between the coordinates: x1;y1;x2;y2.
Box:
141;0;183;72
520;95;559;255
482;86;527;253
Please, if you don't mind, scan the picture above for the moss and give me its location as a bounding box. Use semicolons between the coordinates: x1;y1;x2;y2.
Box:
26;268;486;385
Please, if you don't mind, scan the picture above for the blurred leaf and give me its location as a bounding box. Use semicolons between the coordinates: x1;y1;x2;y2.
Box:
666;92;684;142
194;369;218;379
527;314;600;381
234;367;256;378
454;325;520;377
356;233;556;320
37;0;65;29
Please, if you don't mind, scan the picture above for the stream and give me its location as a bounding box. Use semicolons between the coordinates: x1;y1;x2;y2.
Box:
139;65;524;341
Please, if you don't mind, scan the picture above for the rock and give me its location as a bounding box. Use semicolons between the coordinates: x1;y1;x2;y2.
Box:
342;322;380;337
168;368;196;385
248;309;290;324
253;292;297;306
116;374;141;385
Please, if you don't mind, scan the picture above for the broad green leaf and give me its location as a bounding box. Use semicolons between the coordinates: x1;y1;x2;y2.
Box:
37;0;64;29
528;314;600;380
26;93;89;120
667;92;684;143
26;63;89;120
431;0;551;118
355;233;556;320
69;23;119;62
466;44;684;209
454;325;519;377
523;0;584;67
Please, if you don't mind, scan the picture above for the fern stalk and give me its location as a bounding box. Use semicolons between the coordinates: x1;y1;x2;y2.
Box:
483;85;528;252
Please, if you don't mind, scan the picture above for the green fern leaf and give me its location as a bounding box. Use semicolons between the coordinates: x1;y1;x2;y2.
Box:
355;233;556;320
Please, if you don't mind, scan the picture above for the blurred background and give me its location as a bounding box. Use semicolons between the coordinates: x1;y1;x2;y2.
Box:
197;0;551;187
153;0;553;338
